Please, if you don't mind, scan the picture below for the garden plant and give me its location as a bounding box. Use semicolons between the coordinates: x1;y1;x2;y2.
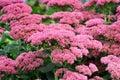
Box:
0;0;120;80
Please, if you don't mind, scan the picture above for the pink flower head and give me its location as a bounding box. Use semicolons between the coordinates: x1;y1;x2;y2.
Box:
75;65;92;76
114;33;120;42
70;47;83;58
89;76;103;80
89;63;98;73
42;0;83;9
0;0;23;7
56;68;88;80
50;11;84;25
83;0;95;7
72;35;102;50
10;14;43;27
85;18;104;27
101;55;120;64
9;24;45;41
116;6;120;13
84;0;119;6
0;56;17;74
16;51;44;71
28;29;75;47
106;62;120;80
1;3;32;14
47;23;74;31
0;13;29;22
51;49;76;64
96;0;119;5
108;43;120;55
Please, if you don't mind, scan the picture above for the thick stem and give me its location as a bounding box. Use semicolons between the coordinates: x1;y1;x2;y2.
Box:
55;74;58;80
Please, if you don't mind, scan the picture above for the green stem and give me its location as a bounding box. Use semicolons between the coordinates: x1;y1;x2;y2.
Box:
34;69;39;78
55;74;58;80
108;7;112;24
104;14;107;24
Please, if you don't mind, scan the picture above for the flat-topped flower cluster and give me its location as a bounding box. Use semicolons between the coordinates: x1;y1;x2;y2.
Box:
0;0;120;80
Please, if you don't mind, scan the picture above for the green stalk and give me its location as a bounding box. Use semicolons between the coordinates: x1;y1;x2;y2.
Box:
55;74;58;80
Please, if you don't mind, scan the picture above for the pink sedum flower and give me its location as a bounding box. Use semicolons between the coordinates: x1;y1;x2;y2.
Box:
89;63;98;73
101;55;120;64
75;65;92;76
16;51;44;71
85;18;104;27
10;14;43;27
70;47;83;58
89;76;103;80
50;11;84;25
106;62;120;80
42;0;83;9
10;24;45;41
51;49;76;64
55;68;88;80
28;29;75;47
117;6;120;13
0;0;23;7
84;0;119;6
0;56;17;74
1;3;32;14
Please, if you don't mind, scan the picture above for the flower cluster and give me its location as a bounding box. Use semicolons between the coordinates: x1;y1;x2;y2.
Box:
84;0;119;7
10;24;45;41
0;0;23;7
51;49;76;64
16;51;44;71
9;14;43;27
0;56;17;74
89;76;103;80
0;3;32;22
75;63;98;76
50;11;84;25
42;0;83;9
85;18;104;27
55;68;88;80
101;55;120;80
0;49;47;78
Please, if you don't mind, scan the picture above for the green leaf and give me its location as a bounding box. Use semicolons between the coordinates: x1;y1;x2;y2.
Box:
41;63;55;73
46;72;54;80
103;74;111;80
45;7;57;15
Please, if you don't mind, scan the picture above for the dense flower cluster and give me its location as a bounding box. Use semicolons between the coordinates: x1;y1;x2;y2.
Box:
10;24;45;41
16;51;44;71
55;68;88;80
89;76;103;80
84;0;119;7
0;0;23;7
1;3;32;14
0;56;17;74
75;63;98;76
10;14;43;27
42;0;83;9
0;50;47;78
50;12;84;24
101;55;120;80
0;3;32;22
85;18;104;27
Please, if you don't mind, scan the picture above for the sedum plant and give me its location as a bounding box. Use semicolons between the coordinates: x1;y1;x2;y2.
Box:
0;0;120;80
